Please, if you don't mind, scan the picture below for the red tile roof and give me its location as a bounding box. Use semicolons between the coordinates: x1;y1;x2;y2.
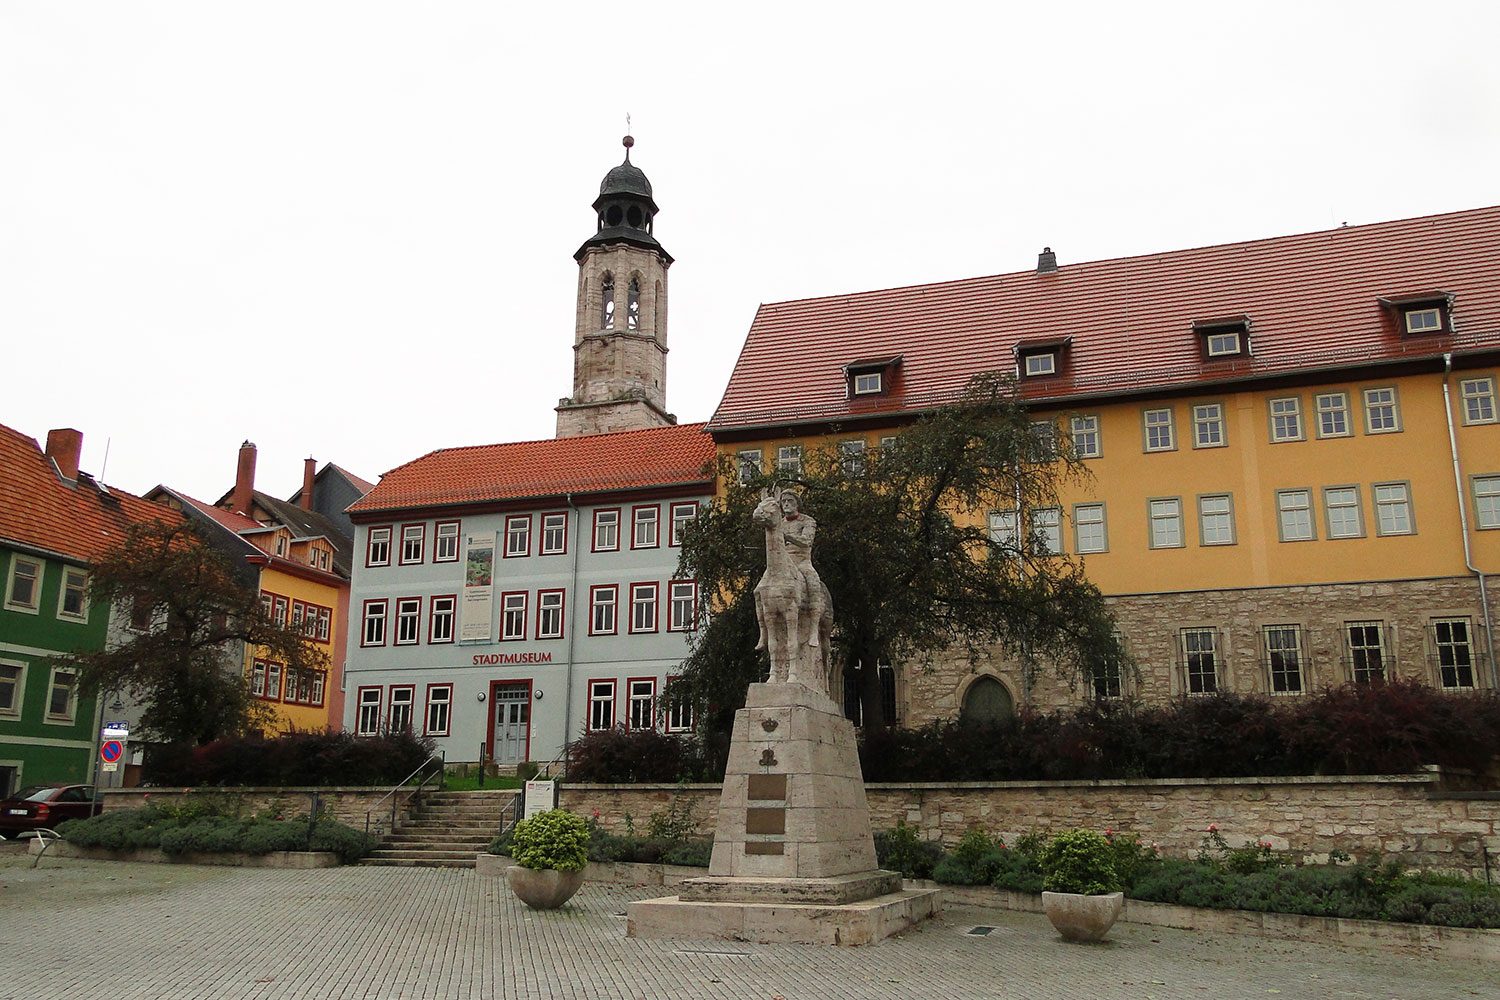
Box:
709;206;1500;432
172;490;262;534
349;423;716;514
0;424;179;563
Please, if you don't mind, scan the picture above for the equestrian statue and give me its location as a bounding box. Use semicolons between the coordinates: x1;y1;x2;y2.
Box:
752;486;835;695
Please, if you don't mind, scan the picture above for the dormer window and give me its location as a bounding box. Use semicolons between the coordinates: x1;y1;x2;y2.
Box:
1015;337;1070;379
843;355;901;398
1379;292;1452;336
1023;352;1056;377
1192;316;1250;359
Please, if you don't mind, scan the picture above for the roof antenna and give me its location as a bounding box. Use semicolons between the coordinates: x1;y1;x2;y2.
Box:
99;437;111;483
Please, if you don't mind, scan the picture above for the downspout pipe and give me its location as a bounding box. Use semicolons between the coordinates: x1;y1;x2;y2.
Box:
1441;353;1498;688
562;494;582;767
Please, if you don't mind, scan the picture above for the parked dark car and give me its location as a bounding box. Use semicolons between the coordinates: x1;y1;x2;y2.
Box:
0;784;101;838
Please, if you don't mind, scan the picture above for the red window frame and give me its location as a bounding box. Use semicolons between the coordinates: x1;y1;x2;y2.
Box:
500;591;528;641
394;596;422;646
429;594;457;644
536;589;565;639
629;582;659;634
399;523;426;565
366;526;392;567
540;511;568;555
631;504;661;549
251;659;268;699
387;684;416;732
592;508;621;552
356;686;383;736
361;599;388;647
589;584;618;636
664;675;694;733
504;515;531;558
587;678;617;732
424;683;453;737
433;520;461;563
667;579;698;632
669;502;697;547
626;676;657;730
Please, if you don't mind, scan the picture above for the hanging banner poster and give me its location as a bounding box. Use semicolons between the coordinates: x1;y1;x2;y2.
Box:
460;531;496;641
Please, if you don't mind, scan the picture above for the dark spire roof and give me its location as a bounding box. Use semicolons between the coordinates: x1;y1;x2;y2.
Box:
576;135;671;263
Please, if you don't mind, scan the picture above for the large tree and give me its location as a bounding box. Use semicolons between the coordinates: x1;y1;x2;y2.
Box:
56;519;328;745
674;373;1127;732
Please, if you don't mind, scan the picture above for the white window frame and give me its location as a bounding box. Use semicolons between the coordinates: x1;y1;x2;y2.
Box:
399;524;425;565
737;449;762;485
776;445;803;476
536;590;564;639
1362;386;1402;434
1315;391;1351;438
1029;421;1057;461
1262;625;1305;695
665;681;694;734
1023;352;1056;377
853;371;883;394
265;662;282;701
44;666;77;724
593;509;620;552
632;506;660;549
394;597;421;646
57;567;89;622
4;556;42;614
501;592;528;641
1069;414;1100;459
630;583;659;634
1474;475;1500;530
425;685;453;737
1275;489;1316;542
434;521;460;563
388;686;415;732
1073;503;1107;554
1323;485;1365;539
1373;481;1415;536
1192;403;1225;449
540;512;568;555
1204;328;1242;357
587;679;616;732
356;687;383;736
669;502;697;547
361;599;388;647
1030;507;1061;555
590;585;618;636
429;596;456;644
505;515;531;558
1149;497;1184;549
988;510;1019;551
0;659;27;719
1404;307;1442;334
839;439;867;475
1460;377;1497;425
627;678;656;730
1198;493;1236;546
1268;396;1304;443
366;527;391;567
1142;408;1175;452
668;580;698;632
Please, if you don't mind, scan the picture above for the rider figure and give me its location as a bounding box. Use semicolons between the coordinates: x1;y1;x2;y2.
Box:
779;491;824;647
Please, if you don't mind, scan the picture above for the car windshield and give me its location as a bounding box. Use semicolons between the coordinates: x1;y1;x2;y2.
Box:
16;786;56;802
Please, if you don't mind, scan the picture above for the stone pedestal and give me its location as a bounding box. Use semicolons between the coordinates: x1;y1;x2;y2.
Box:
627;682;941;946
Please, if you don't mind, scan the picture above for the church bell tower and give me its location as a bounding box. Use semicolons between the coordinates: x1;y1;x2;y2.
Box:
555;135;676;438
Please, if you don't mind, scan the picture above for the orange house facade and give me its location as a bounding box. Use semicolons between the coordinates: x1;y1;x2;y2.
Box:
707;207;1500;723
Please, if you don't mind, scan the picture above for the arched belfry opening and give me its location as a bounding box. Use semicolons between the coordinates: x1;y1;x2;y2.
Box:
558;134;676;438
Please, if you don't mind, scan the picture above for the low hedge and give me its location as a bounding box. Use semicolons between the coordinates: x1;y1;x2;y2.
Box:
145;729;437;787
55;803;374;864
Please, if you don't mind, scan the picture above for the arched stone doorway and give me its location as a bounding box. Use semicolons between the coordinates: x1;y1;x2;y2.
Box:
960;675;1015;724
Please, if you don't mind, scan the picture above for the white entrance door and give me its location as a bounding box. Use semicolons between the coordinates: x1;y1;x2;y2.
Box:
493;683;531;766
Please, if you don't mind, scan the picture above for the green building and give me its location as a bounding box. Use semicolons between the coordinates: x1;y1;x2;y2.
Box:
1;424;173;795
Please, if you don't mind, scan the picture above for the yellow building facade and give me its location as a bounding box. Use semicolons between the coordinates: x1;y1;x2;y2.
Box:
708;208;1500;721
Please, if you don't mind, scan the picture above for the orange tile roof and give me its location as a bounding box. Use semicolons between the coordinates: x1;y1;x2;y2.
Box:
0;423;179;563
709;206;1500;432
172;490;262;534
349;423;716;514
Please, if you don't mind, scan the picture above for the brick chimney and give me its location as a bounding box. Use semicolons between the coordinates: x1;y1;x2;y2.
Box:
301;457;317;511
45;428;83;482
232;441;257;516
1036;247;1058;274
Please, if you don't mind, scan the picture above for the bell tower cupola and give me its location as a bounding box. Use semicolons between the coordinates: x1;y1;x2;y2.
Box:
557;134;676;438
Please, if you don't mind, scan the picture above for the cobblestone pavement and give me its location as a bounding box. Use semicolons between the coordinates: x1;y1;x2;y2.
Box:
1;851;1493;1000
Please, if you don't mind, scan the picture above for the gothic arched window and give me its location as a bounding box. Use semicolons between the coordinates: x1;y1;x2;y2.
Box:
627;278;640;331
600;275;614;329
959;676;1014;724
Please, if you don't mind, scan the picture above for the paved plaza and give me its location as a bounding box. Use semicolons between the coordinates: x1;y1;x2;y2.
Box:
1;846;1493;1000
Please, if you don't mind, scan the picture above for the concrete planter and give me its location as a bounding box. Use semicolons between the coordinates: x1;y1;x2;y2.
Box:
1041;891;1124;942
29;840;340;868
505;866;585;909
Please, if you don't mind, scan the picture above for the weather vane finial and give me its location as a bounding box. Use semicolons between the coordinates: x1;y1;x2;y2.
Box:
622;113;635;160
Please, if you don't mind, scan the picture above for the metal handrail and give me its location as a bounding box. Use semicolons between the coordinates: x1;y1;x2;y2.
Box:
496;790;524;836
364;750;446;840
28;828;62;869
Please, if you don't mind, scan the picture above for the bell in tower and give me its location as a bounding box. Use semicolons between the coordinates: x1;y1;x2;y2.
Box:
556;134;676;439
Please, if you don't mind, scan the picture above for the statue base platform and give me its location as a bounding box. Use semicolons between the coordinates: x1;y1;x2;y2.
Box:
624;681;941;945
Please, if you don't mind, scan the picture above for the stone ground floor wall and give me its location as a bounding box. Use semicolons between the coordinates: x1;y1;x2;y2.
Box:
99;787;415;836
561;773;1500;879
901;575;1495;724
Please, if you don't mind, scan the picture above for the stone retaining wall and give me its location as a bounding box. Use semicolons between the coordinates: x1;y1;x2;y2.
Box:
99;787;419;837
560;773;1500;878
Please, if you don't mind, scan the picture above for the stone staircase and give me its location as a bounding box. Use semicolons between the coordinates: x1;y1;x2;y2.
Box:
361;789;519;868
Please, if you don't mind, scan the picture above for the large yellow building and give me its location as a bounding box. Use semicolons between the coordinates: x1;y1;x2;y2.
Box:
707;208;1500;723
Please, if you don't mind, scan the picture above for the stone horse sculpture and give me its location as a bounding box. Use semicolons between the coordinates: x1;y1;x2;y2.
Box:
752;486;835;694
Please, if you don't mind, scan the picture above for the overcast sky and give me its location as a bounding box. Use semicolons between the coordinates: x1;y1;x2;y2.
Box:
4;2;1498;504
